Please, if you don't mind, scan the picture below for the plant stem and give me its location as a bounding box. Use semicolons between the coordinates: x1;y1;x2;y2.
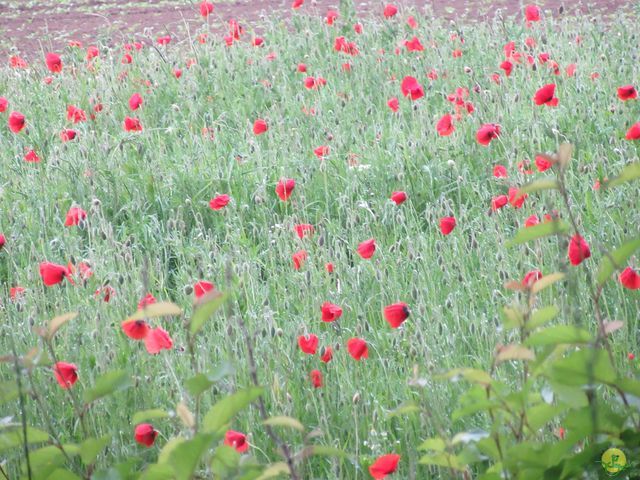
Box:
10;341;32;480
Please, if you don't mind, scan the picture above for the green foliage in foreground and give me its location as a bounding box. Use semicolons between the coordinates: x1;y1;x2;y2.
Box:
1;5;640;479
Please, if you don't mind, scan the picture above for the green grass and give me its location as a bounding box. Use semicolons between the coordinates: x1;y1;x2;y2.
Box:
1;5;639;479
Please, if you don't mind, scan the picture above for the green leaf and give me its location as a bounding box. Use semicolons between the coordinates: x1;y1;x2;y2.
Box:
526;305;560;331
80;435;110;465
516;178;559;195
45;312;78;341
418;437;446;452
29;445;66;480
547;349;617;386
506;221;570;247
158;436;186;464
139;464;175;480
132;409;169;425
495;344;535;363
436;368;493;386
185;361;235;397
0;427;49;452
168;432;218;480
596;237;640;287
211;445;241;476
190;290;229;335
419;452;466;471
526;326;593;346
47;469;83;480
526;404;565;430
604;162;640;189
256;462;290;479
83;370;132;404
501;307;524;330
126;301;182;321
263;416;304;432
202;387;264;433
531;272;566;294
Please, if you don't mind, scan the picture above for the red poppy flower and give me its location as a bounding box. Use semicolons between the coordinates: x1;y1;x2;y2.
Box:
400;76;424;100
617;85;638;101
321;346;333;363
387;97;399;112
439;216;456;235
53;362;78;389
383;303;410;328
491;195;508;211
121;319;150;340
314;145;330;158
525;215;540;227
298;334;318;355
200;1;214;17
294;224;314;239
522;270;543;287
144;327;173;354
93;285;116;303
60;129;77;142
452;49;463;58
8;111;25;133
0;97;8;112
124;116;142;132
9;55;28;68
253;119;268;135
566;63;576;77
134;424;158;447
45;53;62;73
405;37;424;52
310;369;323;388
64;207;87;226
383;4;398;17
500;60;513;77
276;178;295;201
66;105;86;124
477;123;501;146
194;280;215;299
508;187;527;209
436;114;454;136
138;293;157;310
10;286;25;300
525;5;540;21
357;238;376;259
129;93;143;111
297;63;307;73
209;194;231;210
568;234;591;266
24;149;40;163
625;123;640;140
325;262;334;273
347;338;368;360
535;155;553;172
157;35;171;46
39;262;73;286
174;68;182;78
224;430;249;453
493;165;507;178
326;10;338;25
303;76;318;89
407;15;418;28
533;84;558;106
252;37;264;47
369;454;400;479
354;22;363;34
228;19;244;39
321;302;343;322
0;233;4;249
619;267;640;290
292;250;307;270
292;0;304;8
86;46;99;60
390;191;407;205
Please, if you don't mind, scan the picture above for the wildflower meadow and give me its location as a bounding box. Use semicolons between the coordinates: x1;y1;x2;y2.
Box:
1;1;639;479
